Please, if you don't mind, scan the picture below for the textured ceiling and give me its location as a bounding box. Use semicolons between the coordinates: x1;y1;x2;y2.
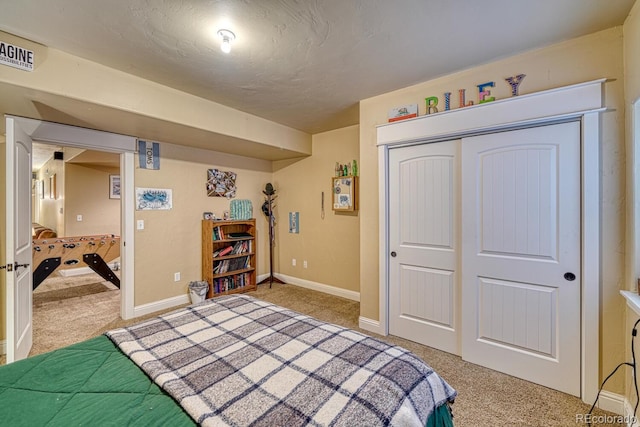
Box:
0;0;635;136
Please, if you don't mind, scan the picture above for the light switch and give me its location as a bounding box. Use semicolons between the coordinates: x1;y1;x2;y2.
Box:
137;220;144;230
77;215;83;222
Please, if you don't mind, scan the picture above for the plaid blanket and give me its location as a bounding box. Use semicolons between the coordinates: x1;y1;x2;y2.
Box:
106;295;456;426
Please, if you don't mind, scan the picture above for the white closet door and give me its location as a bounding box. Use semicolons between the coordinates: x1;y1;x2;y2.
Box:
389;140;460;355
461;122;581;396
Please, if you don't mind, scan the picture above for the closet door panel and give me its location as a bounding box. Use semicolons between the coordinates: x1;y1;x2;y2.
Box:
461;122;581;397
389;140;460;355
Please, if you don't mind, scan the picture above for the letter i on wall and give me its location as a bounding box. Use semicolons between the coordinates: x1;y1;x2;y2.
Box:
444;92;451;111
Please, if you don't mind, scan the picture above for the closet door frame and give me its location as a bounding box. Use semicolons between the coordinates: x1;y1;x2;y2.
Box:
375;79;605;404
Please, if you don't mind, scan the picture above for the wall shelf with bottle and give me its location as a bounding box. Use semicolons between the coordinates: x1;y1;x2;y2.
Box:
332;159;358;212
332;176;358;211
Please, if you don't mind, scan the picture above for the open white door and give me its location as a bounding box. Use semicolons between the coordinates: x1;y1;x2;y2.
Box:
4;116;34;362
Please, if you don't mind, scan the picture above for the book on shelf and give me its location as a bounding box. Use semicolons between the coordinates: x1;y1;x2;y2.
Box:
215;245;234;257
213;272;252;293
213;255;250;274
212;226;225;241
214;241;251;257
227;232;252;238
231;240;250;254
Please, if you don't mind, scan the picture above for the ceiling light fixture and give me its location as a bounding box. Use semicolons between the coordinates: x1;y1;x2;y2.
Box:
217;29;235;53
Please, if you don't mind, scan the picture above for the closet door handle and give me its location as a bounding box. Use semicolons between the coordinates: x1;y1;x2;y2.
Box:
564;272;576;281
390;251;397;257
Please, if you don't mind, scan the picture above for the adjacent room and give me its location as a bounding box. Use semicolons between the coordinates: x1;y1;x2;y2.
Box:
30;144;122;354
1;1;640;426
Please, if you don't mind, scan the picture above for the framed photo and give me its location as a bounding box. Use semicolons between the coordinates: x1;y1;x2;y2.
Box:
207;168;237;198
332;176;358;212
109;175;121;199
135;187;172;210
289;211;299;233
203;212;215;220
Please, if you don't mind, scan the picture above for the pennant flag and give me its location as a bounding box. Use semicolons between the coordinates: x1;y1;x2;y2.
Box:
138;140;160;170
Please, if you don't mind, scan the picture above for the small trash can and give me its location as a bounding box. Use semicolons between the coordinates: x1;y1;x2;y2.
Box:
188;281;209;304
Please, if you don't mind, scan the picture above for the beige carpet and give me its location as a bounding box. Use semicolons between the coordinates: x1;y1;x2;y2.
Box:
1;279;624;426
31;271;122;355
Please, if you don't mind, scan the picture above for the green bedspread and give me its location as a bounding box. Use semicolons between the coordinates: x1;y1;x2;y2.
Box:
0;335;194;426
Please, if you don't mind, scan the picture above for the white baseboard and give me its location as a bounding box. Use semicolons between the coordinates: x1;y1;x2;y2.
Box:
625;397;640;427
359;316;384;335
59;266;93;277
133;294;190;318
58;260;120;277
274;274;360;302
599;390;625;415
132;274;359;319
577;392;639;426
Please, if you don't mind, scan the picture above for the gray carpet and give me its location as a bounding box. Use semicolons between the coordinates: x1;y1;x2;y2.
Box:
0;278;623;426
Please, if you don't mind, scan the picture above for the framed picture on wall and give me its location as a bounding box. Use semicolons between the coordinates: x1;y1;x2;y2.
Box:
332;176;358;212
110;175;121;199
49;174;56;199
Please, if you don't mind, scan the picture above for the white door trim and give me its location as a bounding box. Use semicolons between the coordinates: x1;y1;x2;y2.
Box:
5;115;137;321
121;151;135;319
376;79;605;404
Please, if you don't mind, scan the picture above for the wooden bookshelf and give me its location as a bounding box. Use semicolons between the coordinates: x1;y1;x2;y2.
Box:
202;219;256;298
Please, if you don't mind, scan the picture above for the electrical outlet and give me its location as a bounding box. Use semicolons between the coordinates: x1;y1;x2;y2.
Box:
292;258;296;266
303;260;308;269
76;214;83;222
174;272;180;282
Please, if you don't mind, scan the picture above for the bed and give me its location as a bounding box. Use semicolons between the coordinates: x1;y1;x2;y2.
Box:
0;295;456;426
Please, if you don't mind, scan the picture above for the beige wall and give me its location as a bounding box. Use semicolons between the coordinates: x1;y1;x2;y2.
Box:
624;0;640;408
0;138;5;342
64;163;120;236
133;141;274;305
273;125;360;293
359;28;626;392
36;155;66;235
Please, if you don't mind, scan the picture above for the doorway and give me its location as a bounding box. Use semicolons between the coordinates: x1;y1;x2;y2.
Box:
31;142;123;355
4;115;136;362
